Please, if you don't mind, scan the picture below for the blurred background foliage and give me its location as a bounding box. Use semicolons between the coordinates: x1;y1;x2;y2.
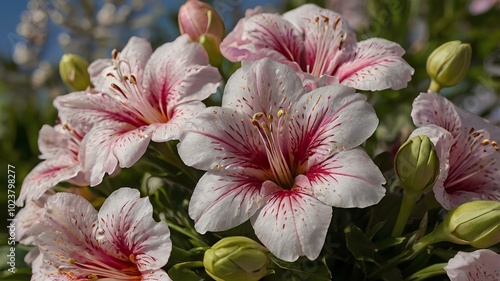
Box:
0;0;499;279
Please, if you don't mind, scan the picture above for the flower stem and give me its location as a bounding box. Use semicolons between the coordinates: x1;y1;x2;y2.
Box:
167;220;209;247
171;261;205;270
153;141;200;184
428;80;442;93
392;190;421;237
404;263;447;281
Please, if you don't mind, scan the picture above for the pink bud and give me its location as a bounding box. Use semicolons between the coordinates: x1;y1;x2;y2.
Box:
178;0;226;44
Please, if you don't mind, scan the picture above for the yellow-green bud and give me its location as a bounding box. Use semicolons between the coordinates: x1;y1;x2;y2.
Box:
199;34;223;67
426;41;471;92
204;236;273;281
59;54;91;91
440;200;500;248
395;135;439;193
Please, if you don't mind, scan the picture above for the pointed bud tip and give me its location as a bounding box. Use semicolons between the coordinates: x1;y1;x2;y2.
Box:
204;237;272;281
426;41;472;91
59;54;91;91
395;135;440;193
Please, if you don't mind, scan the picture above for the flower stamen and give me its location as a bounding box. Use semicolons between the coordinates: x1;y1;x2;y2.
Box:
251;111;294;189
446;129;499;190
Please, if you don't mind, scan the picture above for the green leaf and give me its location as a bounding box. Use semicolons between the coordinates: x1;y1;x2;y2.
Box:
345;224;376;262
267;255;331;281
0;268;31;281
168;264;204;281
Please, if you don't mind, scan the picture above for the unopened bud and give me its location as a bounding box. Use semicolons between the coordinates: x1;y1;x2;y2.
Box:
395;135;439;193
178;0;226;44
426;41;471;92
204;236;273;281
59;54;91;91
440;200;500;248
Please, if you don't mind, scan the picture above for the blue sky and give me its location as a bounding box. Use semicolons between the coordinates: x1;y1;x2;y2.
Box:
0;0;280;62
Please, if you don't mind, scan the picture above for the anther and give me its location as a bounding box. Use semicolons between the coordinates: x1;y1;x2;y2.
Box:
492;141;499;151
111;83;125;96
334;17;341;29
130;75;137;84
112;49;118;60
252;112;265;120
481;139;490;145
277;108;285;118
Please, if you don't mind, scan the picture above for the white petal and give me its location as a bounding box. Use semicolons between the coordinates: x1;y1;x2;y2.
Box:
445;250;500;280
189;171;279;234
411;92;463;138
222;59;305;117
34;193;99;269
220;13;303;73
334;38;414;91
304;148;386;208
17;155;83;206
251;191;332;261
178;107;265;171
81;123;153;186
97;188;171;271
143;35;220;113
290;84;378;166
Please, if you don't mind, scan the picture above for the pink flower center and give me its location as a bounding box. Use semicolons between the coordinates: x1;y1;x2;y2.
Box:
105;50;167;125
445;127;499;191
62;123;83;157
251;110;296;189
64;253;141;280
304;15;347;77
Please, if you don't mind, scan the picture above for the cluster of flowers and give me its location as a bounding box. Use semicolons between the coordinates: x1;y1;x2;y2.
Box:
16;1;500;280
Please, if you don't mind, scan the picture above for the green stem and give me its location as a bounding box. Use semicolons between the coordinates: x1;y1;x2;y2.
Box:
154;141;200;184
392;190;421;237
428;80;442;93
369;228;445;278
170;245;197;262
404;263;447;281
167;221;209;247
171;261;205;270
411;229;445;256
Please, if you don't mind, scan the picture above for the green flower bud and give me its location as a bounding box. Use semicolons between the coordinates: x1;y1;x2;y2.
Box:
204;236;273;281
395;135;439;193
59;54;91;91
426;41;471;92
441;200;500;248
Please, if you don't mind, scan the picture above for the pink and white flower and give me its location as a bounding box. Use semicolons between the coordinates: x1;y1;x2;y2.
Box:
178;59;386;262
444;249;500;280
220;4;413;91
410;92;500;209
31;188;171;280
469;0;500;15
17;121;89;206
55;35;221;186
